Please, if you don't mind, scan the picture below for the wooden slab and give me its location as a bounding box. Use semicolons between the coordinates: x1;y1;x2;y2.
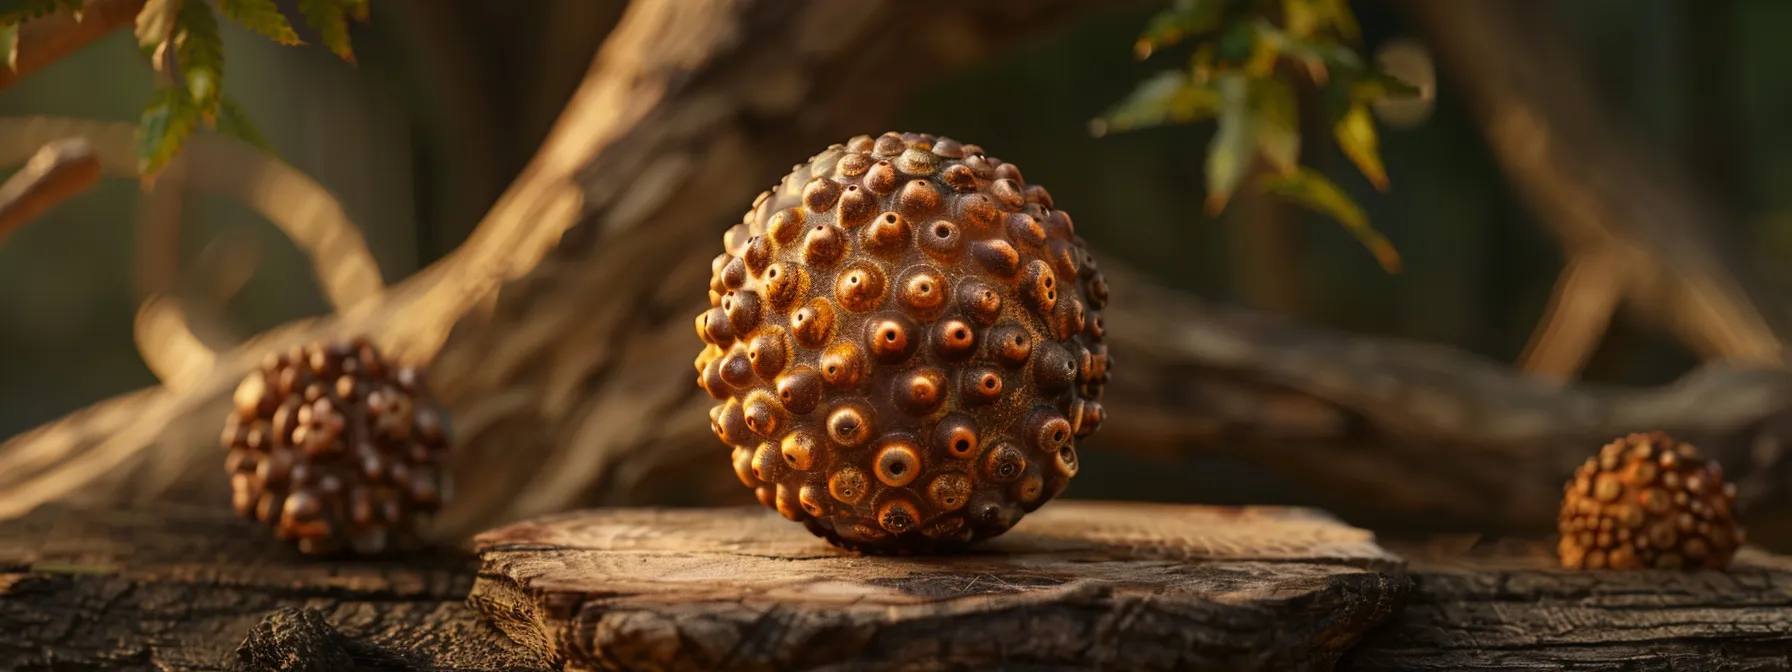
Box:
470;501;1410;672
1342;537;1792;671
0;503;549;672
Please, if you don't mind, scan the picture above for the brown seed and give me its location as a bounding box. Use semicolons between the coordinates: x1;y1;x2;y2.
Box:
898;268;947;315
877;499;919;534
963;366;1005;405
934;319;976;360
867;317;917;364
802;224;847;267
837;185;879;229
791;299;836;349
830;467;869;504
775;366;823;415
1592;474;1623;502
957;280;1003;325
819;341;866;388
803;177;842;212
874;439;922;487
928;473;972;511
971;240;1022;278
835;264;888;313
864;212;909;252
767;208;806;244
899;179;943;217
934;414;979;459
827;404;873;447
918;220;965;260
866;161;899;194
898;369;947;415
984;443;1027;484
762;263;806;310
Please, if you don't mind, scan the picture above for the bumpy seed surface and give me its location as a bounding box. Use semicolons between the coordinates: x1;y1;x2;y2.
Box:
222;337;452;556
693;132;1111;554
1557;431;1743;570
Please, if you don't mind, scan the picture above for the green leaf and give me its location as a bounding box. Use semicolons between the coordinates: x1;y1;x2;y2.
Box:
176;0;224;121
1314;0;1360;43
1204;72;1255;215
0;0;81;26
218;95;277;156
1350;70;1421;102
1333;102;1387;190
1135;0;1229;59
220;0;301;45
1090;70;1222;137
0;23;16;71
298;0;354;63
1260;167;1400;272
1253;77;1299;173
135;0;178;53
137;86;201;178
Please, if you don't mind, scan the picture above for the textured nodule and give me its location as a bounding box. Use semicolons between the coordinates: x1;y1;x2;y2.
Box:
692;132;1111;554
222;337;451;556
1556;431;1743;570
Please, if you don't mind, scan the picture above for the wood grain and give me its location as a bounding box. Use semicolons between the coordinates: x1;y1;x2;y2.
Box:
469;501;1409;672
1344;537;1792;671
0;503;548;672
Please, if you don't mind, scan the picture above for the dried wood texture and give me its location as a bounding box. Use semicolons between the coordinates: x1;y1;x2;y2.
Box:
0;503;548;672
1343;537;1792;671
469;501;1408;672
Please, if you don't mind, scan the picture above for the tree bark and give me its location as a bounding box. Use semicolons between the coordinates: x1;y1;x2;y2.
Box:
0;503;550;672
1343;537;1792;671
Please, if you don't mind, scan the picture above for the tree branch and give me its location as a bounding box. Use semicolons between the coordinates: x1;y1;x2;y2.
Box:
1516;249;1626;380
1399;0;1792;367
0;0;147;91
0;137;99;241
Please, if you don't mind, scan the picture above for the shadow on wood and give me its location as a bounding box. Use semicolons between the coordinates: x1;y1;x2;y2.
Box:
469;501;1410;672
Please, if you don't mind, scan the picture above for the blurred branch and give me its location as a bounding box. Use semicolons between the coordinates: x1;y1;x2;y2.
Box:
132;294;216;391
0;137;100;241
1400;0;1792;372
0;117;385;313
1517;249;1625;380
0;0;147;91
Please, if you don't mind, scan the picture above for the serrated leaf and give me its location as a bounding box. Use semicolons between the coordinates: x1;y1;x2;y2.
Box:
1090;70;1222;137
135;0;178;52
175;0;223;121
220;0;301;45
298;0;354;63
1253;77;1299;174
0;0;79;26
1204;72;1255;215
137;86;201;178
1260;167;1400;272
1333;103;1387;190
1135;0;1229;59
218;95;278;156
0;24;16;71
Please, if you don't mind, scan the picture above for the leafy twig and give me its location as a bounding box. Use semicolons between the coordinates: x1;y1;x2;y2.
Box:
1094;0;1419;272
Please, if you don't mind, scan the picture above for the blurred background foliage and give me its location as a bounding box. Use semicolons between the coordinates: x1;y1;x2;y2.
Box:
1;0;1785;511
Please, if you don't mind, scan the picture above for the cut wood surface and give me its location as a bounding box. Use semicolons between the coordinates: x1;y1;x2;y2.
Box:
1343;537;1792;671
0;503;549;672
469;501;1410;672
